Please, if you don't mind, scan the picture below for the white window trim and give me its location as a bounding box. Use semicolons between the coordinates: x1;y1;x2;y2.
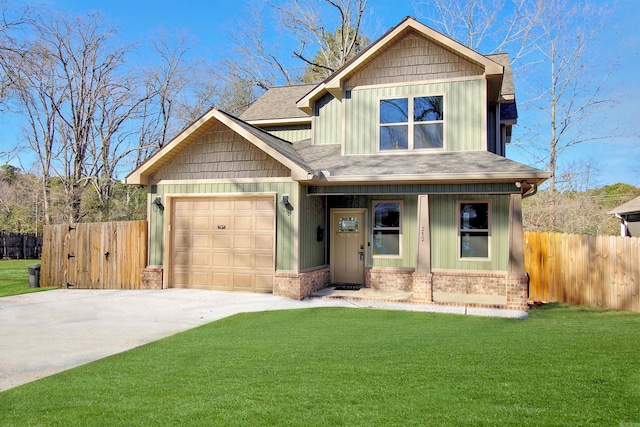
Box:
457;199;492;262
377;93;446;153
372;200;403;258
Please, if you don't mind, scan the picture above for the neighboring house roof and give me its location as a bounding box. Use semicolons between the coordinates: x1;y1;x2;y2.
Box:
239;85;314;124
297;16;504;114
608;196;640;215
293;140;548;184
126;108;312;185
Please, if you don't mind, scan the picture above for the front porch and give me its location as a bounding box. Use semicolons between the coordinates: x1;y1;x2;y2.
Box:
306;284;529;319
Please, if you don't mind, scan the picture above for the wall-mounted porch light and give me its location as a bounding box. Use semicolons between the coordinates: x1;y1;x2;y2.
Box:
152;196;164;211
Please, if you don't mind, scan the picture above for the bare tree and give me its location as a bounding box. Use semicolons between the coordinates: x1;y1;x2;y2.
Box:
221;3;297;92
136;31;220;165
522;0;616;193
414;0;541;64
272;0;370;82
416;0;618;195
0;0;30;111
219;0;371;113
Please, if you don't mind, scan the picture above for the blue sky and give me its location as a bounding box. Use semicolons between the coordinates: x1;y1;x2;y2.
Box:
4;0;639;187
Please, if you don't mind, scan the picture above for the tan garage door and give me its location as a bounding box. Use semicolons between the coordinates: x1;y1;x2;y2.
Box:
171;196;275;292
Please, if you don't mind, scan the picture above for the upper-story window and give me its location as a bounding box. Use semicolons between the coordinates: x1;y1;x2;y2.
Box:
379;95;444;151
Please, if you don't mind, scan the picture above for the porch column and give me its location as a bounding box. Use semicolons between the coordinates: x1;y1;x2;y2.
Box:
413;195;433;302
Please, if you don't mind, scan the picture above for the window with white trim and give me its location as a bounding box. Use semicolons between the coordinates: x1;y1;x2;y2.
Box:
379;95;444;151
373;201;401;256
459;201;490;259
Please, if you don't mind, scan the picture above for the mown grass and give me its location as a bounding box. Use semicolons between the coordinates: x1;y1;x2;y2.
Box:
0;304;639;426
0;259;54;297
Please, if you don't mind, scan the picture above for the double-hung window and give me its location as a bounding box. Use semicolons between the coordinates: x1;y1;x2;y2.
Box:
373;201;401;256
379;95;444;151
459;201;490;259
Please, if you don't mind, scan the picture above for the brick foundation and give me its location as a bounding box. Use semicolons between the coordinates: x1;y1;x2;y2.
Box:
412;271;433;303
432;271;506;297
274;267;331;300
506;274;530;311
141;266;163;290
366;268;414;291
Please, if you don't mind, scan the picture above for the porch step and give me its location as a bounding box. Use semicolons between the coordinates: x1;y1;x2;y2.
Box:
309;287;413;303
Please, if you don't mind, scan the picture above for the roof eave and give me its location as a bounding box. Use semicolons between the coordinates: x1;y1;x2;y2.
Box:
298;171;550;185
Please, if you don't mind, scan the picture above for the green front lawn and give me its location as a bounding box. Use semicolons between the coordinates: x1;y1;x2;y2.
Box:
0;260;54;297
1;304;639;426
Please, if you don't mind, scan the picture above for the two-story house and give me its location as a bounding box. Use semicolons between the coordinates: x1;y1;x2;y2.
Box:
126;17;548;313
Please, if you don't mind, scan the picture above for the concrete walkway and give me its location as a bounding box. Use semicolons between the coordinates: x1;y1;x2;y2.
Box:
0;288;527;392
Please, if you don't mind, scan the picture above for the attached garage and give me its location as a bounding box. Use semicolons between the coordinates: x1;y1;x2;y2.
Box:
168;195;276;292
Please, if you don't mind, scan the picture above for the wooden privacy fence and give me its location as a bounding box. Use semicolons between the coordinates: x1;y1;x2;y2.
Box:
524;231;639;312
41;221;147;289
1;232;42;259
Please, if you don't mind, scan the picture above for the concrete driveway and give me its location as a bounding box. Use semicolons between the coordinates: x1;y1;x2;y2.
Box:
0;289;355;392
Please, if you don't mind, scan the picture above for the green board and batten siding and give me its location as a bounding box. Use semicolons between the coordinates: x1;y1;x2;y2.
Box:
262;125;312;143
312;79;485;154
148;182;296;271
430;194;510;271
298;192;326;270
313;93;342;145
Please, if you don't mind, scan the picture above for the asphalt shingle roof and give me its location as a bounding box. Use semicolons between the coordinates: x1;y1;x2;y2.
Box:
608;195;640;215
292;140;548;181
239;85;314;122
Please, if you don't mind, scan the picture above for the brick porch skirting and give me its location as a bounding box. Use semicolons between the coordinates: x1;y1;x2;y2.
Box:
366;268;529;311
273;266;331;300
141;266;163;290
366;268;414;291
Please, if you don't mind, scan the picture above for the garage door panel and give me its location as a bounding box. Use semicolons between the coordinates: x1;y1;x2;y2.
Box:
213;216;231;229
192;234;210;248
234;235;253;249
192;200;211;211
234;199;253;211
174;251;189;266
174;233;191;249
174;217;191;230
192;252;209;266
255;254;273;268
255;216;274;231
233;273;253;289
234;253;253;268
233;216;252;231
193;217;211;230
213;234;231;249
171;195;275;292
255;235;273;250
174;200;192;212
255;199;273;211
192;271;210;287
255;274;273;290
173;271;189;286
212;253;231;267
212;199;231;210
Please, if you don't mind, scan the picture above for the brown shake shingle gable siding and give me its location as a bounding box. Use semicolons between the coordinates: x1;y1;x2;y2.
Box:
218;111;310;172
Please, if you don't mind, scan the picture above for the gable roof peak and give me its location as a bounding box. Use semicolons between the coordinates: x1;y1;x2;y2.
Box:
296;16;504;113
